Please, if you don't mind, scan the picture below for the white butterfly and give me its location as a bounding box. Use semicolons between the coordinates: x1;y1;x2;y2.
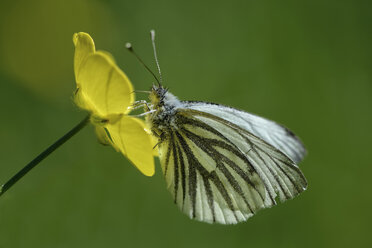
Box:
145;86;307;224
129;30;307;224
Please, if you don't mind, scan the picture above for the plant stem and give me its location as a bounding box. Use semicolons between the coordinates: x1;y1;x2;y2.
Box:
0;115;90;197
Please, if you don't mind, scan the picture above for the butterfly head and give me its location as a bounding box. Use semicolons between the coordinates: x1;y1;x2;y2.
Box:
149;85;167;106
149;85;181;109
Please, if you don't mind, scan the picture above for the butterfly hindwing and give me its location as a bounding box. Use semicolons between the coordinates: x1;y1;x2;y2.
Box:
158;106;307;224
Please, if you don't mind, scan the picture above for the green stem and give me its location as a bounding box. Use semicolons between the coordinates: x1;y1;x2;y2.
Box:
0;115;90;197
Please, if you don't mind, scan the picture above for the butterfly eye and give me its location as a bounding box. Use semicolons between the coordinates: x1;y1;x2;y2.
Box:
149;89;160;105
157;88;163;96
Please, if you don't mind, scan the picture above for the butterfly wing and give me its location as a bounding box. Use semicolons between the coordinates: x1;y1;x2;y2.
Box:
158;105;307;224
183;101;306;163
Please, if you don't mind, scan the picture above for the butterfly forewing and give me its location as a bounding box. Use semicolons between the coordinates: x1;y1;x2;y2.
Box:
183;101;306;163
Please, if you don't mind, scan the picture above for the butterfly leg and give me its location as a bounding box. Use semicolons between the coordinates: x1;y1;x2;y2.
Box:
151;129;166;149
130;100;148;111
132;109;157;117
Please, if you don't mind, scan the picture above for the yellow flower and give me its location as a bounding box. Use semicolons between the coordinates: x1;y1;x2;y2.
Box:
73;32;155;176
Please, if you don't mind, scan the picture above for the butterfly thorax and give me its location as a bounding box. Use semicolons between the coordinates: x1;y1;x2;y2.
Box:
147;85;183;139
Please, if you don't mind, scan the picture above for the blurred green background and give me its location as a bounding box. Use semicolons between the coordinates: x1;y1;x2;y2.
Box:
0;0;371;247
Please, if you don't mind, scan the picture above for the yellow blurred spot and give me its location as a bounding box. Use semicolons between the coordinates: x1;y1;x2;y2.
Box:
0;0;118;101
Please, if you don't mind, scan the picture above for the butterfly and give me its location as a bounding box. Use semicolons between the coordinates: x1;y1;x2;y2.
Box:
145;85;307;224
131;31;307;224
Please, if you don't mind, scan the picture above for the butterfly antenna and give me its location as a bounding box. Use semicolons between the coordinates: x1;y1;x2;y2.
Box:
150;30;162;86
125;42;160;85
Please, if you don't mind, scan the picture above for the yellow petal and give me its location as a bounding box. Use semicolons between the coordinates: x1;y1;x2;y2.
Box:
94;126;111;146
75;51;134;117
73;32;96;81
106;116;155;176
144;127;159;157
97;50;116;63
